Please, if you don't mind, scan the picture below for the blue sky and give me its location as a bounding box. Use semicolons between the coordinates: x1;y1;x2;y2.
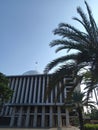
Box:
0;0;98;75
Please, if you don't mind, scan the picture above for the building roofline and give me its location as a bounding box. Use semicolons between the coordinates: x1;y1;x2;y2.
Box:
6;73;73;78
6;73;52;78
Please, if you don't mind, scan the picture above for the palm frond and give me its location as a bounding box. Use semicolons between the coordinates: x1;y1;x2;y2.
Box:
76;6;92;37
44;53;81;73
85;1;98;48
44;63;76;100
55;42;88;53
50;39;69;47
54;27;89;44
50;39;89;53
73;17;86;29
59;23;89;43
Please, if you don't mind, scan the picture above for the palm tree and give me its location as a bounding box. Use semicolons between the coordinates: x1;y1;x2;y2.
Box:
64;91;95;130
44;1;98;101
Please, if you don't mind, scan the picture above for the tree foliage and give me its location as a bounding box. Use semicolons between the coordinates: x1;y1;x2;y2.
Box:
44;1;98;100
90;108;98;120
65;91;95;130
0;72;13;108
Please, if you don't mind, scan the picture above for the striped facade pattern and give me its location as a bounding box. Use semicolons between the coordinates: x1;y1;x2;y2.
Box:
0;74;74;128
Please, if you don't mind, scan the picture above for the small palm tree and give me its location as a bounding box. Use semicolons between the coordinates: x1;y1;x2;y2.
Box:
44;1;98;100
65;91;95;130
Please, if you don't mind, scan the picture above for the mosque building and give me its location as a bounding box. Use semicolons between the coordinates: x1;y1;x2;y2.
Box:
0;70;77;128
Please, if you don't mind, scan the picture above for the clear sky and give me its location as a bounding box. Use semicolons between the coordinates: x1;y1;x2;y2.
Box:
0;0;98;75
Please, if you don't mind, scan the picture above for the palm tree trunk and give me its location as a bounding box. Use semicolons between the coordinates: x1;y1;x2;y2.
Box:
77;107;84;130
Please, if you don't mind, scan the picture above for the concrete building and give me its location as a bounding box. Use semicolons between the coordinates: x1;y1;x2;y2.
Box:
0;71;76;128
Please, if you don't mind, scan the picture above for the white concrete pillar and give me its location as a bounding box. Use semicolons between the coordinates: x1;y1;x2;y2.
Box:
10;78;15;103
33;77;37;103
55;85;57;102
9;107;12;115
29;77;33;103
46;77;49;103
20;78;26;103
59;82;62;103
10;107;16;127
42;77;45;103
66;109;70;127
41;106;45;127
17;107;23;127
49;106;53;127
33;107;37;127
12;78;18;103
5;106;9;115
0;105;5;116
57;106;62;128
37;77;41;103
16;78;22;103
25;107;30;127
24;78;30;103
51;91;53;103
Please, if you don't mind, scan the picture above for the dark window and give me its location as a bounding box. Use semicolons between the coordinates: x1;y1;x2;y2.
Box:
23;107;27;113
30;107;34;113
38;107;42;113
53;106;57;113
45;106;49;113
37;115;41;127
45;115;49;127
61;107;65;113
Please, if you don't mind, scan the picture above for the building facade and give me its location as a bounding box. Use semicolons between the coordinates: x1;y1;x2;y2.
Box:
0;74;75;128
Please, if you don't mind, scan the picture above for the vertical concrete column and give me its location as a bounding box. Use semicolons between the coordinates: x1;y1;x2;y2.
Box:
20;78;26;103
59;82;62;103
16;78;22;103
29;77;33;103
9;107;13;115
57;106;62;128
49;106;53;127
33;107;37;127
41;106;45;127
42;77;45;103
17;107;23;127
46;77;49;103
33;77;37;103
5;106;9;115
24;78;29;103
66;109;70;127
37;77;41;103
25;107;30;127
0;107;4;116
10;107;16;127
12;78;18;103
